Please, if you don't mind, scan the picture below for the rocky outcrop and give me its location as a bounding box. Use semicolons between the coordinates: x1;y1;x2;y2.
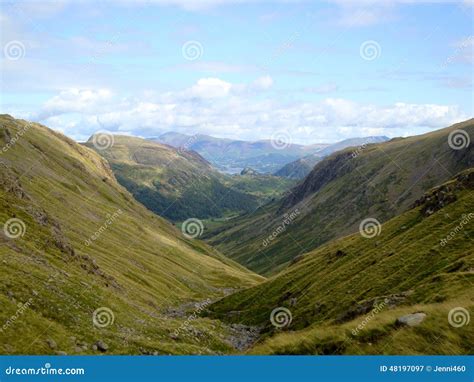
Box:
413;169;474;217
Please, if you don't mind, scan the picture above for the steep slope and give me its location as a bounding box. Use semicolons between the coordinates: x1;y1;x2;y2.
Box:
85;135;259;222
317;136;389;157
274;136;389;180
274;155;321;180
208;169;474;354
207;119;473;275
0;115;263;355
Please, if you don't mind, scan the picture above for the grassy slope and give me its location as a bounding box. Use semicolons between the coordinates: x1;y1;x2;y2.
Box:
85;135;260;222
207;119;474;275
208;169;474;354
0;115;263;355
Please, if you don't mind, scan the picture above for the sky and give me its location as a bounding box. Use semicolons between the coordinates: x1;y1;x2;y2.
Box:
0;0;473;144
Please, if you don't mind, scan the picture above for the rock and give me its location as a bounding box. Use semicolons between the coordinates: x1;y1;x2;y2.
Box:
169;333;179;340
92;344;98;351
95;340;108;352
55;351;67;355
240;167;258;176
46;338;57;350
396;313;426;327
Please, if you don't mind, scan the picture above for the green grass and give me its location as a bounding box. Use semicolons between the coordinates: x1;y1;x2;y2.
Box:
0;115;263;355
206;169;474;354
224;173;296;200
85;135;260;222
206;119;474;275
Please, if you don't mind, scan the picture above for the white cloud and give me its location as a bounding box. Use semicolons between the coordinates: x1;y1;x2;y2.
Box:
29;78;467;144
38;88;115;119
252;75;274;90
187;77;233;98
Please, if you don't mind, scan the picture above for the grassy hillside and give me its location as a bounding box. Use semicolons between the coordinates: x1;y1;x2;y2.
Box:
273;155;321;180
84;135;260;222
0;115;263;355
207;169;474;354
207;119;474;275
225;172;296;201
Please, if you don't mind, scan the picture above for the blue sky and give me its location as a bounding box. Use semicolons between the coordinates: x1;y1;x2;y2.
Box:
0;0;472;143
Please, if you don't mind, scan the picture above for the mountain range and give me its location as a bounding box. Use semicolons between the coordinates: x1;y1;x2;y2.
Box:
0;115;262;354
84;135;294;222
274;136;389;180
208;168;474;354
0;114;472;355
205;120;473;275
154;133;388;176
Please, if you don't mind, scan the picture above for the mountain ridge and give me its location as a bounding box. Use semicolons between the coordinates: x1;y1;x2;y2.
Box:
0;115;263;355
205;119;474;275
207;168;474;354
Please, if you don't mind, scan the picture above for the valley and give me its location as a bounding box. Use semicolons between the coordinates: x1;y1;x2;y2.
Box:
0;115;472;355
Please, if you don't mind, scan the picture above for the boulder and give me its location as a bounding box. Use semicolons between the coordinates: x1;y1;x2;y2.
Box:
396;312;426;327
